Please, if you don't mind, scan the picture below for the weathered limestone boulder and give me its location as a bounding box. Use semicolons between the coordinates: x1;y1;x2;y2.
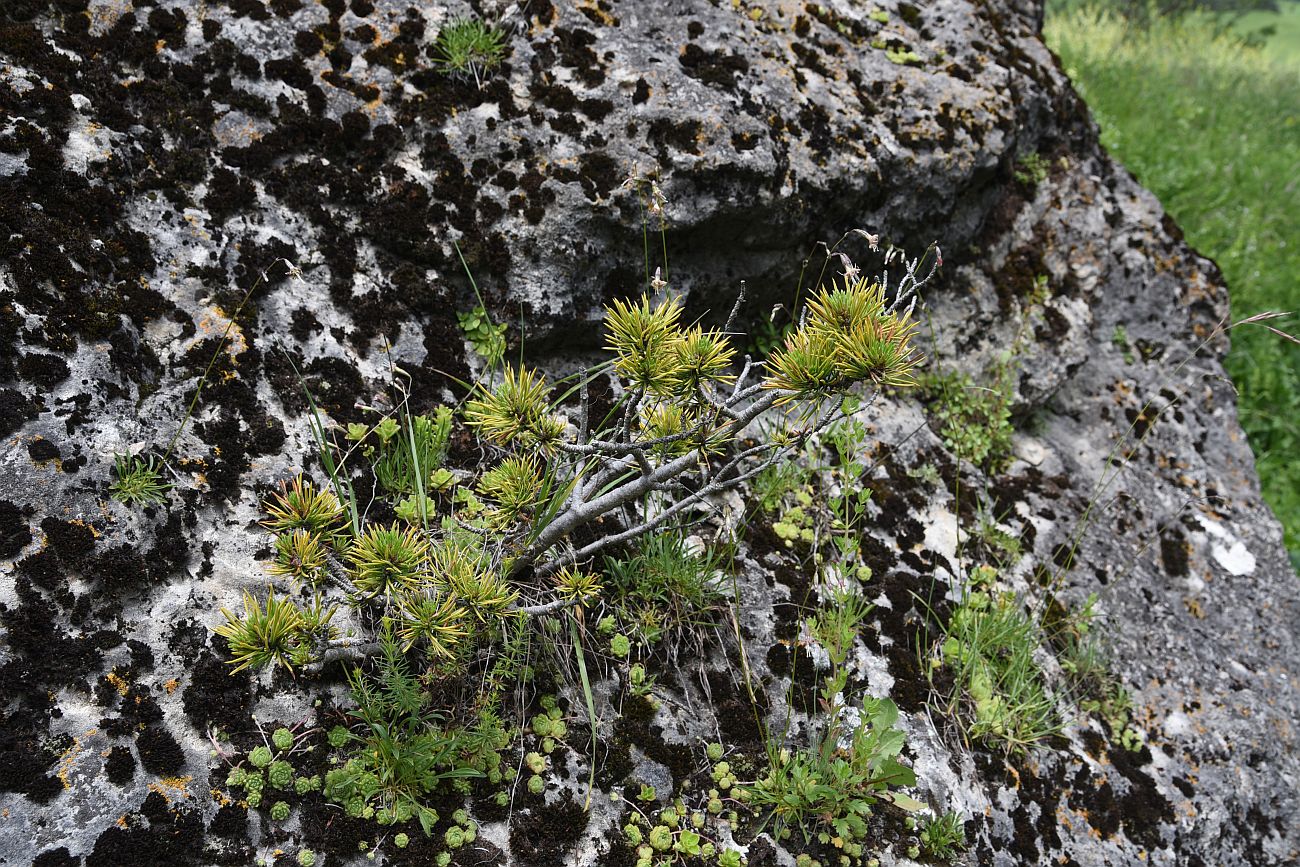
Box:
1;1;1296;865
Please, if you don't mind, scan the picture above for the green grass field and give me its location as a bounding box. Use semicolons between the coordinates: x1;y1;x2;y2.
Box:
1045;4;1300;563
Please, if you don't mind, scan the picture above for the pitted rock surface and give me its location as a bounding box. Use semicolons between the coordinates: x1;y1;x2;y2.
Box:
1;1;1297;865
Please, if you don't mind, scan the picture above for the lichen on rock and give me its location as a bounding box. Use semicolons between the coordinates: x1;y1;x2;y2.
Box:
1;1;1297;866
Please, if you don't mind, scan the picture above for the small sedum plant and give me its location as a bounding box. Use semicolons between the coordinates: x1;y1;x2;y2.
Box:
459;306;508;366
222;722;318;820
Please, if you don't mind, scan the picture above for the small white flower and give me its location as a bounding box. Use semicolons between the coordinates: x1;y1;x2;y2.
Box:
851;229;881;251
648;182;666;216
620;167;643;191
836;252;860;282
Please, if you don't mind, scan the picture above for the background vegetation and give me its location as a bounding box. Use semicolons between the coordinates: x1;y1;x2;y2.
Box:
1046;0;1300;564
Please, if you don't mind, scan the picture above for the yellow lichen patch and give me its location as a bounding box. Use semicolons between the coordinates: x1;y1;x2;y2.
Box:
211;787;233;807
57;738;84;790
1055;802;1075;833
579;1;617;26
88;0;132;35
105;670;130;697
148;775;194;802
163;678;180;695
183;212;212;242
1005;763;1022;790
195;308;249;358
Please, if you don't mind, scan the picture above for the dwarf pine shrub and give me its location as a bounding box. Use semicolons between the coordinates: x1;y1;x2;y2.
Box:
208;237;940;834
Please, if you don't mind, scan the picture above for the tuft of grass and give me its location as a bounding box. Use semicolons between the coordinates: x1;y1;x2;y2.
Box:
602;534;726;647
433;17;508;82
365;409;453;498
110;452;170;505
932;569;1061;751
919;809;967;861
1046;5;1300;560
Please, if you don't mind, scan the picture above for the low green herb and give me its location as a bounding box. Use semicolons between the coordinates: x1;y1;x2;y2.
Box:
919;809;966;860
110;452;170;505
433;18;508;82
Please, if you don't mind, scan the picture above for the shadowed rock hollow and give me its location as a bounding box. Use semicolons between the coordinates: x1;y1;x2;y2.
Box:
1;1;1297;865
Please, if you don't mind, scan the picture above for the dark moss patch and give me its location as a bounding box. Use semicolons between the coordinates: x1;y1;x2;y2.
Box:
0;500;32;558
17;351;70;387
0;388;39;436
207;803;247;838
26;436;61;464
0;715;63;802
679;43;749;90
41;516;96;565
614;694;694;787
105;744;137;786
705;665;766;750
746;835;779;867
86;544;151;592
1160;529;1190;577
509;791;588;865
136;724;185;777
182;646;253;732
1108;742;1172;850
32;850;79;867
86;796;206;867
